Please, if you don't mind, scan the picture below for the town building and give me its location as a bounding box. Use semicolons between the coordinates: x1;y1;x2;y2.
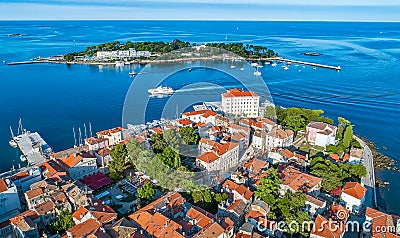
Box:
85;136;109;152
349;147;363;164
364;207;399;238
182;109;217;125
0;178;21;223
265;126;294;150
305;194;326;218
306;121;337;147
340;182;367;213
97;127;123;146
196;142;239;172
58;152;98;180
221;89;260;117
279;167;322;196
9;209;40;238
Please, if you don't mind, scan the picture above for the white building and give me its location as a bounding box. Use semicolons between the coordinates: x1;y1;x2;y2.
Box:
349;147;363;164
221;89;260;117
306;121;337;148
252;130;265;149
305;194;326;218
196;142;239;172
0;178;22;223
340;182;366;213
265;126;294;150
96;127;123;146
181;109;217;125
85;137;109;152
96;48;152;59
58;152;98;180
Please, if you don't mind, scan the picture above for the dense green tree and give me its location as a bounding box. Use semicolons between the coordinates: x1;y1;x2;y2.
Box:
343;125;354;151
179;127;199;145
275;107;334;131
337;117;351;140
264;105;276;119
50;209;75;234
151;133;167;153
350;164;367;179
163;129;181;151
138;181;155;201
157;146;182;169
109;144;127;179
254;168;282;218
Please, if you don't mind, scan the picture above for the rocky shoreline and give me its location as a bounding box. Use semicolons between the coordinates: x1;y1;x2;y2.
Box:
357;135;398;172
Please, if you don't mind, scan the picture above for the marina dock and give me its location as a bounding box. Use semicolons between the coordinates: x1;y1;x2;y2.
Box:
259;57;341;71
13;131;51;165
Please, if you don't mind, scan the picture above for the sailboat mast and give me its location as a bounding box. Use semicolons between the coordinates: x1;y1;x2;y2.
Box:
89;122;92;137
84;123;87;139
10;125;15;139
73;127;77;147
78;127;82;146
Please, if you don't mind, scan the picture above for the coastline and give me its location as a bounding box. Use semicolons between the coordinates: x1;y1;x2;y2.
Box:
7;56;342;70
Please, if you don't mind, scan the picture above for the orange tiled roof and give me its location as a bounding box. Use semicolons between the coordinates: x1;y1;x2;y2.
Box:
97;127;123;136
193;222;225;238
366;207;398;237
342;182;367;200
25;187;43;199
177;118;192;126
213;142;238;156
0;179;8;193
222;88;259;97
311;215;345;238
182;109;216;117
85;137;108;145
197;151;219;163
130;211;183;238
199;138;221;148
186;207;212;228
97;148;110;157
35;200;56;216
244;157;268;175
267;127;294;139
281;167;322;192
10;171;30;181
58;153;83;168
67;218;102;237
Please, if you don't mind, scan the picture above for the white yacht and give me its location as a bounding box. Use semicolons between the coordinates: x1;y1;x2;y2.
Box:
148;86;174;95
271;63;277;67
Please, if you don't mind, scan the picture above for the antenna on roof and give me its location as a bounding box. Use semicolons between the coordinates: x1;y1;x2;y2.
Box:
73;127;77;147
89;122;92;137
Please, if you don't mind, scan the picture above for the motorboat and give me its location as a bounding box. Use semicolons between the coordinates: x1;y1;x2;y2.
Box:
148;86;174;95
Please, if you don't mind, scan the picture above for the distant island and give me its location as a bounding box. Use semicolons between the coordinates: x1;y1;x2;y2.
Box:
302;52;323;56
64;39;278;62
7;33;27;37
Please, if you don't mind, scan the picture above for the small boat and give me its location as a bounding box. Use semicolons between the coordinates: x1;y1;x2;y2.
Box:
188;68;192;72
20;155;26;162
271;63;277;67
283;66;289;70
313;67;317;70
240;68;244;71
230;65;236;69
115;61;124;67
294;64;299;67
9;139;17;148
148;86;174;95
129;71;139;76
251;62;258;67
265;62;271;65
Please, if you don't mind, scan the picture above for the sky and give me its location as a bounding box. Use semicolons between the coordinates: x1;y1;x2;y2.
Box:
0;0;399;21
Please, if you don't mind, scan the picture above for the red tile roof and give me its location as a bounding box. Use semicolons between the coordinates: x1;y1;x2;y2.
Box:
311;215;345;238
25;187;43;199
10;171;30;181
197;151;219;163
85;137;109;145
342;182;367;200
80;172;113;190
58;153;83;168
97;127;123;136
193;222;225;238
177;118;192;126
67;218;102;237
222;88;259;98
0;179;8;193
281;167;322;193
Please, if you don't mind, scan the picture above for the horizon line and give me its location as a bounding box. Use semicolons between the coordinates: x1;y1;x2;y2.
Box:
1;19;400;23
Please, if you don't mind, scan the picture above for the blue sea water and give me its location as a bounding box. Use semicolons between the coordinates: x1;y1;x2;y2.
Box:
0;21;399;212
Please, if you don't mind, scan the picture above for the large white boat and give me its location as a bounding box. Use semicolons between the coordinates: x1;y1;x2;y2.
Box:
148;86;174;95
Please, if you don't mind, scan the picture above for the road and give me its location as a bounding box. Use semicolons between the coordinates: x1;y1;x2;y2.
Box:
355;136;377;209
